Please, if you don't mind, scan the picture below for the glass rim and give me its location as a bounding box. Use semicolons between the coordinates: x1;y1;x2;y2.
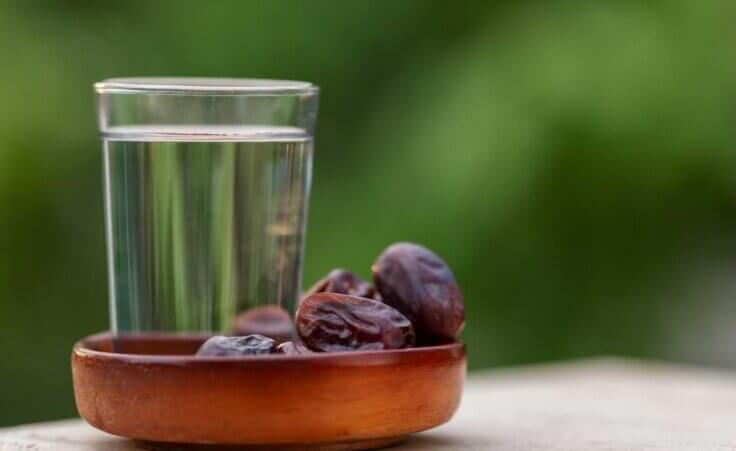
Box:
95;77;319;96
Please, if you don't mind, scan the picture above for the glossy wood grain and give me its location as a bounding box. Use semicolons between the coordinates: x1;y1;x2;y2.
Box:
71;333;466;448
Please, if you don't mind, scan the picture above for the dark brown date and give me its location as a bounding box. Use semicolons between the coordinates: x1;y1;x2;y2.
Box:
301;269;379;302
276;341;312;355
232;305;293;343
296;293;415;352
372;242;465;341
196;335;276;356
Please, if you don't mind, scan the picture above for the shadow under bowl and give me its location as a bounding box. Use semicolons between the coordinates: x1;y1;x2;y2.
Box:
71;332;466;449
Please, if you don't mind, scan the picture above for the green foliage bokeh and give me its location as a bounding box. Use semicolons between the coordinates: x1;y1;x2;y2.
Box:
0;0;735;426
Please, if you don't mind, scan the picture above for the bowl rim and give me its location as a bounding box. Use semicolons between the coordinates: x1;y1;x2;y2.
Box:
73;331;466;366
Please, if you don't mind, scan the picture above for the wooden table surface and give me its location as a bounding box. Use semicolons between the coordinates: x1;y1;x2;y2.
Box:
3;358;736;450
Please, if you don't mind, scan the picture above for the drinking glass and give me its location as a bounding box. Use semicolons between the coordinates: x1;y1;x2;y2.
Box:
95;78;318;334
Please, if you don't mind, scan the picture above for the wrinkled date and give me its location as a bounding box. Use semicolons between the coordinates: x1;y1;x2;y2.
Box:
232;306;293;343
301;269;377;301
196;335;276;356
373;242;465;341
276;341;312;355
297;293;416;352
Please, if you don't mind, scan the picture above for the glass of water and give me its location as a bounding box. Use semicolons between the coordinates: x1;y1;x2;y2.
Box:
95;78;318;335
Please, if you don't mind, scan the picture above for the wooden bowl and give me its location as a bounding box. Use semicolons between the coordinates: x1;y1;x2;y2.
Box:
71;332;466;449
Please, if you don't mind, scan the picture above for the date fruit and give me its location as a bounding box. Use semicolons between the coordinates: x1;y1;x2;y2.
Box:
301;269;379;302
232;306;293;343
276;341;312;355
196;335;276;356
372;242;465;341
297;293;415;352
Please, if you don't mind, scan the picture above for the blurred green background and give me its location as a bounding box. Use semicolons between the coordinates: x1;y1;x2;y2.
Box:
1;0;735;427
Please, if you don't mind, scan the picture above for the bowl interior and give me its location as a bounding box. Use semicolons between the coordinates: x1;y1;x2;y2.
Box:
86;332;210;355
77;332;464;361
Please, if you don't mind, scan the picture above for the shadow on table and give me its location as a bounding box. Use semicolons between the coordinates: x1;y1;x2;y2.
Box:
128;434;472;450
132;435;461;450
399;433;490;450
